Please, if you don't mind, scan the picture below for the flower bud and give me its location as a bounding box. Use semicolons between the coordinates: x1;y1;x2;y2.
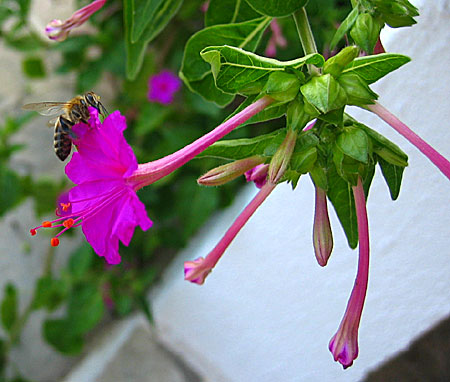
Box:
268;128;298;184
313;187;333;266
198;156;265;186
323;46;360;77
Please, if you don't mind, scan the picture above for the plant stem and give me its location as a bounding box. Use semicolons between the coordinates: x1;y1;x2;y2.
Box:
293;8;319;74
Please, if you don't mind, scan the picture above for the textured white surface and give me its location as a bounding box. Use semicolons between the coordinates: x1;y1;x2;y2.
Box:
151;1;450;381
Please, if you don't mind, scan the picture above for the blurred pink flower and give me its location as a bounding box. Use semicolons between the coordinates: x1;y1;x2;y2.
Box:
265;20;287;57
148;70;182;105
45;0;106;42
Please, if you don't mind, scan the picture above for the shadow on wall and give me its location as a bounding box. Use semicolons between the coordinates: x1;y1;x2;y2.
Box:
363;315;450;382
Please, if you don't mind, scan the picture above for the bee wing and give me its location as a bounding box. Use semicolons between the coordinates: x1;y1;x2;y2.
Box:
22;102;69;116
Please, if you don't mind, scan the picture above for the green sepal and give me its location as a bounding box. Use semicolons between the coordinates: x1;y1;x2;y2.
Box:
337;73;378;106
263;72;300;102
310;165;328;190
287;97;313;131
342;53;411;84
350;13;382;54
333;148;363;186
290;147;318;175
300;74;348;114
372;0;419;28
323;46;360;77
317;107;344;126
336;126;370;164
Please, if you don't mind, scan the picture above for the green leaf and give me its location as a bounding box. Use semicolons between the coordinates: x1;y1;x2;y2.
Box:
300;74;348;114
330;7;359;50
336;126;369;163
22;56;46;78
66;283;104;335
0;165;22;217
1;283;17;333
198;128;286;160
131;0;183;43
205;0;261;26
67;243;93;279
124;0;182;80
180;17;271;104
378;156;405;200
290;147;317;174
327;166;358;249
43;319;83;355
342;53;411;84
244;0;307;17
201;45;323;95
32;276;67;311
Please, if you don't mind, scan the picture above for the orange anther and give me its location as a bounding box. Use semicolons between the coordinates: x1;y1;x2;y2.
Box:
61;202;71;212
63;218;74;228
30;229;37;236
50;237;60;247
42;221;52;228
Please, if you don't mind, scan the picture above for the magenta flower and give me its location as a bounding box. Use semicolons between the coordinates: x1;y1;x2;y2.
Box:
31;97;274;264
45;0;106;42
329;177;369;368
369;102;450;180
147;70;182;105
313;186;333;267
245;164;269;189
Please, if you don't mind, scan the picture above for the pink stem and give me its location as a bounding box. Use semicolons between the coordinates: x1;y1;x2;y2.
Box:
131;96;274;186
369;102;450;180
204;182;276;269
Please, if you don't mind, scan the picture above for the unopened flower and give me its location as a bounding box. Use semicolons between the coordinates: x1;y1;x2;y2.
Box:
265;19;287;58
31;97;274;264
147;70;182;105
329;177;369;368
313;186;333;266
198;156;264;187
184;257;211;285
245;164;269;189
45;0;106;42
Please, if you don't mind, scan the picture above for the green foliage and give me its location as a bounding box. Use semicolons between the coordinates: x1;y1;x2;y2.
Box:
22;56;46;78
1;284;18;333
244;0;308;17
205;0;261;26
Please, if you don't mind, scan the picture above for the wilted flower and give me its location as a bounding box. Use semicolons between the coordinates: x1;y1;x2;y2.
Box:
329;177;369;368
147;70;182;105
31;97;274;264
45;0;107;42
245;164;269;189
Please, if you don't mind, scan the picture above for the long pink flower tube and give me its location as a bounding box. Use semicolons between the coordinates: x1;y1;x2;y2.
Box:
329;177;369;368
369;102;450;180
129;96;274;188
184;182;276;284
45;0;107;41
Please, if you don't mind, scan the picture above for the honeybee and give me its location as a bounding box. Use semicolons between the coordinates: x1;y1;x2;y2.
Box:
22;92;107;161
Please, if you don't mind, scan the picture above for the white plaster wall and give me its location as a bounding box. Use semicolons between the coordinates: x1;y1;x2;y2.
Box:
151;1;450;381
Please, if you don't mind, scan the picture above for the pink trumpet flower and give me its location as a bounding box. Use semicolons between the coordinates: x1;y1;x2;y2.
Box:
329;177;369;368
45;0;107;42
31;97;273;264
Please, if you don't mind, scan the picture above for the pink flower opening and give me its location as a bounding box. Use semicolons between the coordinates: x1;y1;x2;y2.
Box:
245;164;269;189
329;177;369;368
45;0;107;42
147;70;182;105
